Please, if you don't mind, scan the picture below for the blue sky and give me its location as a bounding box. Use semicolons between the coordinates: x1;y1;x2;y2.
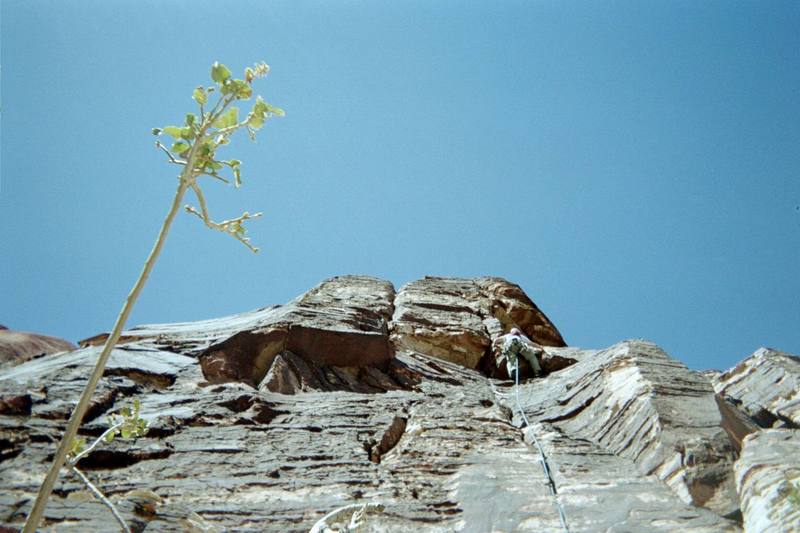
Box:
1;0;798;371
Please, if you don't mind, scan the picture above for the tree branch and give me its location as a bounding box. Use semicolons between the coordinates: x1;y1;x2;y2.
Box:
69;465;131;533
185;182;261;252
22;173;191;533
68;422;124;466
24;61;279;530
208;93;236;126
155;141;186;165
197;171;230;184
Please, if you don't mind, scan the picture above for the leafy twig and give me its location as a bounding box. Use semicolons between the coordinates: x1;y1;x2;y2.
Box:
68;421;124;465
155;141;186;165
60;401;148;532
185;181;262;252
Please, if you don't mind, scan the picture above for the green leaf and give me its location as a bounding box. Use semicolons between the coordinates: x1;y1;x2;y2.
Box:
192;87;207;105
162;126;183;139
253;96;268;114
121;427;132;439
247;96;284;130
227;159;241;168
185;113;196;127
104;430;117;443
236;84;253;100
172;141;190;155
70;437;86;456
221;79;251;99
220;81;234;96
212;107;239;129
248;112;264;130
211;62;231;83
152;128;162;136
266;103;285;117
199;139;215;156
180;127;195;140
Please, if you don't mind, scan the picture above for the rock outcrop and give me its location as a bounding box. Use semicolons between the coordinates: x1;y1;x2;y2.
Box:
509;340;742;519
734;429;800;533
390;277;564;376
0;275;797;532
712;347;800;427
0;327;75;369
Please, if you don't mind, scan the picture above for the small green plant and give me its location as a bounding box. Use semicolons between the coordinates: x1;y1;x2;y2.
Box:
24;61;283;532
69;399;148;460
65;401;149;533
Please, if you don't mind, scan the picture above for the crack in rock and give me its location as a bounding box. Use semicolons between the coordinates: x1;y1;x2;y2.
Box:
365;415;408;463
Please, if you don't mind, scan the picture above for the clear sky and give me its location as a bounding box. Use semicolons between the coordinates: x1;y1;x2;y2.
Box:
1;0;798;371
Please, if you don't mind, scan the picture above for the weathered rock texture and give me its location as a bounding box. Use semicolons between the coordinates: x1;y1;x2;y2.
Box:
734;429;800;533
713;347;800;428
0;328;75;369
0;276;797;532
508;340;744;519
390;277;564;376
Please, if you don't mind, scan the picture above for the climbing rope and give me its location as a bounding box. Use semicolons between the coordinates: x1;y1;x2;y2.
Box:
513;359;571;533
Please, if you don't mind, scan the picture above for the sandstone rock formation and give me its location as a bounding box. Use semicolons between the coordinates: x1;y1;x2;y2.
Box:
390;277;564;376
712;347;800;427
0;276;797;532
0;327;75;369
734;429;800;533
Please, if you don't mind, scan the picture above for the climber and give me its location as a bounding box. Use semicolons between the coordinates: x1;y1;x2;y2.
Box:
500;327;542;380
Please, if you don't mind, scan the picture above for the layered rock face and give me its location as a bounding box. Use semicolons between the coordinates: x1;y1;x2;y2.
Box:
517;340;757;523
734;429;800;533
390;277;564;371
712;347;800;427
0;276;797;532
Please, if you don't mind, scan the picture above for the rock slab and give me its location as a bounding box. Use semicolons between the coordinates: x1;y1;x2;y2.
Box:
390;277;564;374
734;429;800;533
506;339;742;519
713;347;800;427
0;328;75;369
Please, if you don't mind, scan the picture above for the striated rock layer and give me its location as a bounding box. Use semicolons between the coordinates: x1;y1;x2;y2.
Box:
734;429;800;533
713;347;800;428
391;277;565;376
0;275;797;532
505;340;743;519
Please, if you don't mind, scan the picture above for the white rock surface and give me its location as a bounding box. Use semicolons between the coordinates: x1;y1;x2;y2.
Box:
508;340;741;519
734;429;800;533
713;347;800;427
